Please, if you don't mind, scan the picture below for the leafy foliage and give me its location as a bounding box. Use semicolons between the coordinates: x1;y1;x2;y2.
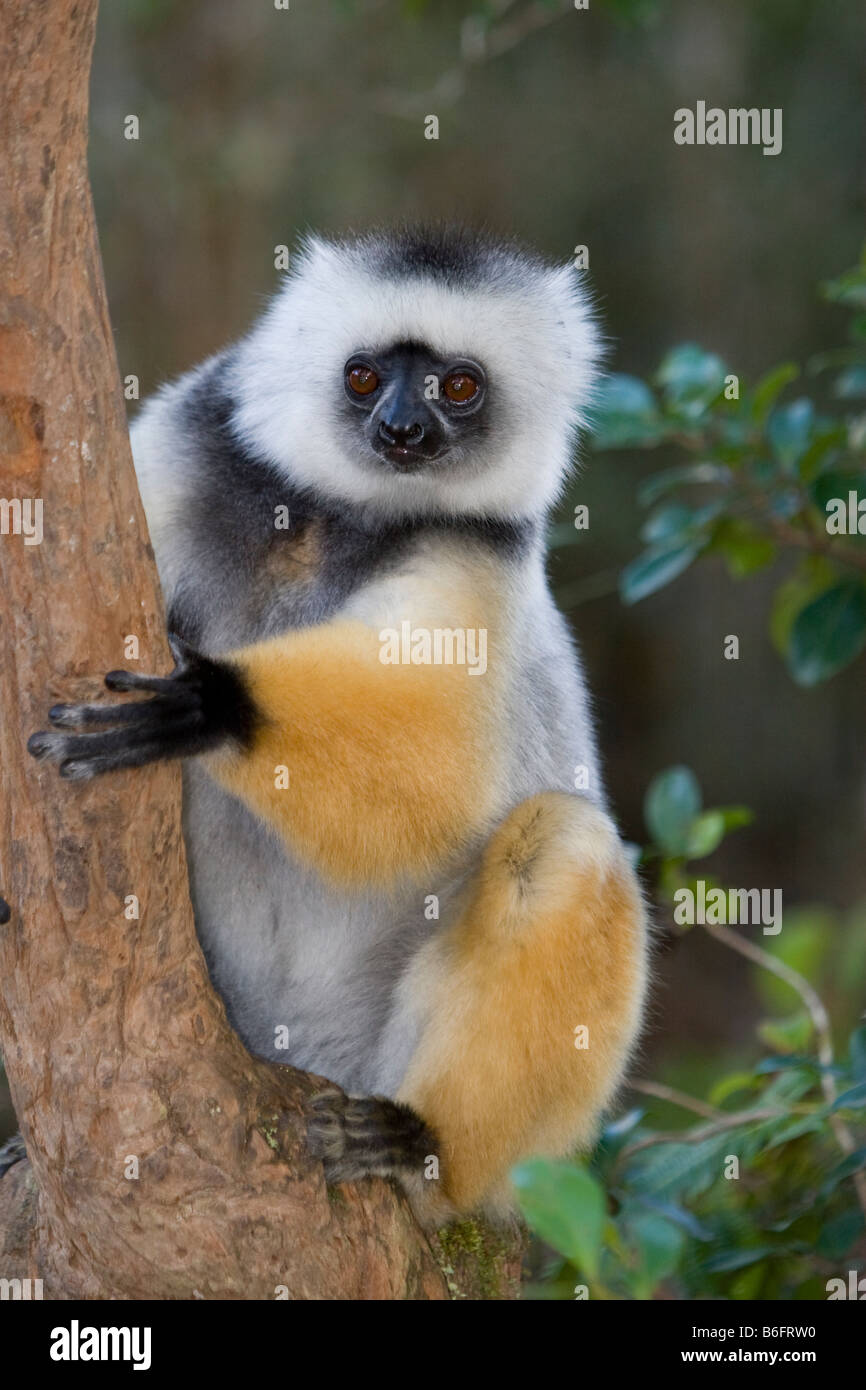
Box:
514;768;866;1300
585;252;866;684
521;258;866;1295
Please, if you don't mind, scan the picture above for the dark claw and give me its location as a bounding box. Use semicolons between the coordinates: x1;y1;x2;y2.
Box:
27;731;54;759
59;758;100;782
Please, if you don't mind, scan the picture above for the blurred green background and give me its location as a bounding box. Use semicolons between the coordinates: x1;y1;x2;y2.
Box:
3;0;865;1186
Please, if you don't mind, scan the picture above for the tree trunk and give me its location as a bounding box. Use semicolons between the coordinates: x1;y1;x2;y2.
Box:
0;0;522;1301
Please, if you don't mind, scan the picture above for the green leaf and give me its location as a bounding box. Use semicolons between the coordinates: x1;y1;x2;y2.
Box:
684;810;726;859
817;1209;864;1259
760;1112;824;1149
848;413;866;452
820;1146;866;1197
644;766;701;854
786;579;866;685
588;374;665;449
849;1025;866;1082
602;1107;645;1141
751;363;799;422
809;470;866;513
656;344;728;419
822;262;866;310
795;422;847;483
769;556;838;657
620;539;702;604
641;502;695;544
702;1245;781;1274
708;1071;759;1106
637;462;732;507
831;1081;866;1113
729;1262;769;1300
757;1011;813;1055
754;1056;822;1079
711;519;777;578
512;1159;606;1277
834;364;866;399
641;499;725;546
623;1135;729;1200
627;1211;684;1294
633;1197;713;1242
768;398;815;471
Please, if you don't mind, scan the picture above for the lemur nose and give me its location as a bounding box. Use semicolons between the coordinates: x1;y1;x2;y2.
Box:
379;418;424;446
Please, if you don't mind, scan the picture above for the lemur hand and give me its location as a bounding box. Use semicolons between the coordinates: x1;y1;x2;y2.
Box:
28;635;256;780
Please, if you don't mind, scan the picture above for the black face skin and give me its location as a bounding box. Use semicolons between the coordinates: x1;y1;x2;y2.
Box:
342;340;489;474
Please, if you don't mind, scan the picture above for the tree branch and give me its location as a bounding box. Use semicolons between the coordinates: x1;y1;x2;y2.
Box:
626;1079;721;1120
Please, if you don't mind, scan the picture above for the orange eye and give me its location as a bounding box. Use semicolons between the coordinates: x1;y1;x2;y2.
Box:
348;365;379;396
443;372;479;403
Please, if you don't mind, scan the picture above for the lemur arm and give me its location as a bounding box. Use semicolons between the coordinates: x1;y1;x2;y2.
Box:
29;621;504;887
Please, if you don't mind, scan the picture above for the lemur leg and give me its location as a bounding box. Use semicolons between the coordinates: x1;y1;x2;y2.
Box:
310;792;648;1222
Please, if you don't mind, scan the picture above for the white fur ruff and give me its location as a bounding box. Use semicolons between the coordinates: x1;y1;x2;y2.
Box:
230;236;602;521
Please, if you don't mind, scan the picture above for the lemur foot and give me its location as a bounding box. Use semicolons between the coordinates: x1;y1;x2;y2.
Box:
28;635;257;780
308;1088;438;1188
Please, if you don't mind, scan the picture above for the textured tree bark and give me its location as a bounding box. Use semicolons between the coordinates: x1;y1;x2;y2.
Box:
0;0;523;1301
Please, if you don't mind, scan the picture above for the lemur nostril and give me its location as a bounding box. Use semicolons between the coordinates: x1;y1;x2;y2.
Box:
379;419;424;445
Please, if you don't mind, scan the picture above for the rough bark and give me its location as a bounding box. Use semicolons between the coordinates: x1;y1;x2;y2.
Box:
0;0;523;1301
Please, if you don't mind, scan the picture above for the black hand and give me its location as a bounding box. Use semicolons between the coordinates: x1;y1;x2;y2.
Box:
27;635;258;781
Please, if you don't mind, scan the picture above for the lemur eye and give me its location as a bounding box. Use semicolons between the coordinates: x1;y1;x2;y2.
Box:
443;372;479;403
347;365;379;396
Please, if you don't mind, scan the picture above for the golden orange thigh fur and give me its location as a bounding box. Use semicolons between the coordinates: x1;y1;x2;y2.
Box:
397;792;648;1215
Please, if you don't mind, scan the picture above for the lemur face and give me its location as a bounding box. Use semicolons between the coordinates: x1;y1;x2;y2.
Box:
233;227;601;520
341;341;488;474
